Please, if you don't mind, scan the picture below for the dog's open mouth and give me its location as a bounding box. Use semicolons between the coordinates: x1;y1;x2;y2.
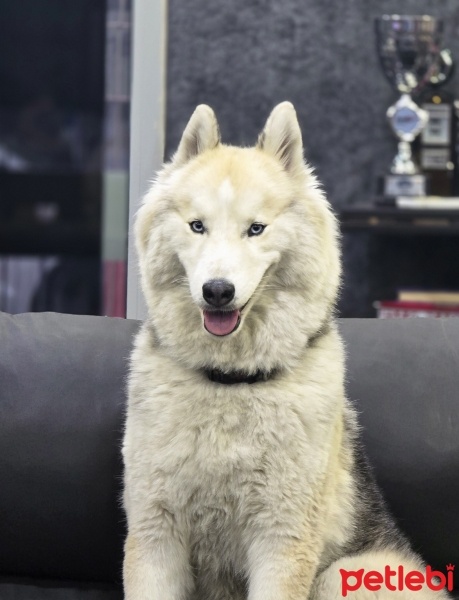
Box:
203;309;241;336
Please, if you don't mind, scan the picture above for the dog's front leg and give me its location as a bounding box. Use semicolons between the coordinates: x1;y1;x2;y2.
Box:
123;533;193;600
247;533;321;600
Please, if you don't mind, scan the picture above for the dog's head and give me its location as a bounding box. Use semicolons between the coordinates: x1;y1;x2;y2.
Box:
136;102;341;373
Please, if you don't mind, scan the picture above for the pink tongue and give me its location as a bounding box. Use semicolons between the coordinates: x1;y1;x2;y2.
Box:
203;310;240;336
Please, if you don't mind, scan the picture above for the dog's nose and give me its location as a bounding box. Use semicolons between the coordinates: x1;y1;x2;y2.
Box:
202;279;235;307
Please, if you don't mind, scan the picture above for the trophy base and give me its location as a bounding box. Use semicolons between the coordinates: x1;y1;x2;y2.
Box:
379;173;429;198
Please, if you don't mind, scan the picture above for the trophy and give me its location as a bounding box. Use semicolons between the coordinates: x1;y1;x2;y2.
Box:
375;15;454;198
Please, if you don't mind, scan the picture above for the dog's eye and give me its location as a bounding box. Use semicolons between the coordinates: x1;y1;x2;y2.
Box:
190;220;205;234
248;223;266;237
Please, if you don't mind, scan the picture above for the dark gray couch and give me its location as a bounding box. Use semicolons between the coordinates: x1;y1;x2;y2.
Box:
0;312;458;599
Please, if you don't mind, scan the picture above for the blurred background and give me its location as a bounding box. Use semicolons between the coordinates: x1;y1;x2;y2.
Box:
0;0;130;316
2;0;459;318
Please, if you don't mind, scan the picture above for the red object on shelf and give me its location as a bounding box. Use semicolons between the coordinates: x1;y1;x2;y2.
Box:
375;300;459;318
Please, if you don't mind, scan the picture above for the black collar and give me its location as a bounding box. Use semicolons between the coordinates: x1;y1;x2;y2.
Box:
204;368;275;385
202;319;332;385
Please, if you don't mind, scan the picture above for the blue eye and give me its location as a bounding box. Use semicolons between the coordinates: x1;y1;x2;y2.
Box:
248;223;266;237
190;220;205;234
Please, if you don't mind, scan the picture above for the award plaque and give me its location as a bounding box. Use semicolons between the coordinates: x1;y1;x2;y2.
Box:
418;89;456;196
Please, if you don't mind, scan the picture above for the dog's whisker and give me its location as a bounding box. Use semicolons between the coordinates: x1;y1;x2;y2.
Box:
171;275;189;287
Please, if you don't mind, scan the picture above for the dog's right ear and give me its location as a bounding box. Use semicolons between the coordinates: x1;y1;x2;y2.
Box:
172;104;220;166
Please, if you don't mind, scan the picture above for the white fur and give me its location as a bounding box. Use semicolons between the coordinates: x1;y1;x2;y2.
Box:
123;103;448;599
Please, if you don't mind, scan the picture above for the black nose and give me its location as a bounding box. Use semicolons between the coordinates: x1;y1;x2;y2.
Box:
202;279;235;307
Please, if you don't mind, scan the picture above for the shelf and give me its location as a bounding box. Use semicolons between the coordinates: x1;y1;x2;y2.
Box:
339;203;459;234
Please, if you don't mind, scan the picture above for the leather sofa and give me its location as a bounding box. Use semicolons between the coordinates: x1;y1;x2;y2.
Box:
0;312;458;599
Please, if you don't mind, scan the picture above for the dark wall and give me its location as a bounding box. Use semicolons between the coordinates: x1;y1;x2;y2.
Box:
0;0;105;111
166;0;459;316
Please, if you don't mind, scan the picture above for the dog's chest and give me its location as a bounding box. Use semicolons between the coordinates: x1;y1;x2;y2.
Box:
160;392;276;574
129;374;334;577
153;386;314;525
162;394;267;499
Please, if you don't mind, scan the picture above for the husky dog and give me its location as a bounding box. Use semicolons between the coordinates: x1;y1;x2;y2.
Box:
123;103;448;599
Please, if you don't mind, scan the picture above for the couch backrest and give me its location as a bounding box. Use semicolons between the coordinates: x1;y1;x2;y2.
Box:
0;313;139;585
339;318;459;576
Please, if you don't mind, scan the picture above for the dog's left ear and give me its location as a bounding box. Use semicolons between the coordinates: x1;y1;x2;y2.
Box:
173;104;220;166
257;102;304;175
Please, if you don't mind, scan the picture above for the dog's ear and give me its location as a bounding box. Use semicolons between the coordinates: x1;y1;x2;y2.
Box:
257;102;304;175
173;104;220;166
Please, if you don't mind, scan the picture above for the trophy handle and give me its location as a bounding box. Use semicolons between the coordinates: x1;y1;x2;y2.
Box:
430;49;454;86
